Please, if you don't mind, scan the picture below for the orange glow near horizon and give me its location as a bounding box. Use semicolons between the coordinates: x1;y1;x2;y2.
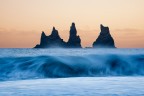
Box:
0;0;144;48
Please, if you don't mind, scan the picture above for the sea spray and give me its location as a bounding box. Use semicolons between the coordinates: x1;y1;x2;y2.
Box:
0;52;144;81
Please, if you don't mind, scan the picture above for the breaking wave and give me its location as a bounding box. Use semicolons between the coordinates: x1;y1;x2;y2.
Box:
0;54;144;81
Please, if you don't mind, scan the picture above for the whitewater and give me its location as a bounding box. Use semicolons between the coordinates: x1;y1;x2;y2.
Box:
0;48;144;96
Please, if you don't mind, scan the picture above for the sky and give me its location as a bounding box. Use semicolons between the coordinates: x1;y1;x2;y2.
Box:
0;0;144;48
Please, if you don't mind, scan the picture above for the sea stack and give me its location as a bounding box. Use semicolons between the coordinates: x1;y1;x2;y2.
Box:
67;23;81;48
34;27;66;48
93;24;115;48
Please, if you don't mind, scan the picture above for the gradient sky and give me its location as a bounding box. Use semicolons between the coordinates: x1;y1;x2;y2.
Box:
0;0;144;48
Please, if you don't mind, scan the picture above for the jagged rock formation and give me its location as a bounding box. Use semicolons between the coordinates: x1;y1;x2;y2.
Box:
34;23;82;48
34;23;116;48
93;24;115;48
67;23;81;48
34;27;66;48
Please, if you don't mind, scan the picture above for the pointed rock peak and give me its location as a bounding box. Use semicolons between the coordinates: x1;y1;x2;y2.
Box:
100;24;104;29
52;27;56;31
100;24;109;29
51;27;60;38
72;22;75;27
41;31;46;37
70;23;76;31
51;27;58;33
71;22;76;30
67;22;81;48
100;24;109;33
93;24;115;48
70;22;77;33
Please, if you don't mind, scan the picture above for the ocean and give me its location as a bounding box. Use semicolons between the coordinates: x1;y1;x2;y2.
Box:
0;48;144;96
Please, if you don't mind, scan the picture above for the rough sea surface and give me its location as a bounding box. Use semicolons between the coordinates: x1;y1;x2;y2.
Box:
0;48;144;96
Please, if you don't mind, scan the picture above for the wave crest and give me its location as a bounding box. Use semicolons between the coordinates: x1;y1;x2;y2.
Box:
0;54;144;81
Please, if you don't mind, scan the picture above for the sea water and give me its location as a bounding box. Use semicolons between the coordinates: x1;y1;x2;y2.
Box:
0;48;144;96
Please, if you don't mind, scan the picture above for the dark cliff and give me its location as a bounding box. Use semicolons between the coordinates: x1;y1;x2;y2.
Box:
93;24;115;48
67;23;81;48
34;27;66;48
34;23;116;48
34;23;81;48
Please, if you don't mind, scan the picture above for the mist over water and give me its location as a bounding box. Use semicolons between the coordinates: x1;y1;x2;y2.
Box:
0;49;144;96
0;48;144;57
0;48;144;81
0;49;144;81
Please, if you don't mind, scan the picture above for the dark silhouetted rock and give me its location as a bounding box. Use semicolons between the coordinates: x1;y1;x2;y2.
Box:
34;23;116;48
67;23;82;48
93;24;115;48
34;27;66;48
34;23;82;48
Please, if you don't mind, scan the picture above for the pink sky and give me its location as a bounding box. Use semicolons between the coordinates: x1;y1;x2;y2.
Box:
0;0;144;48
